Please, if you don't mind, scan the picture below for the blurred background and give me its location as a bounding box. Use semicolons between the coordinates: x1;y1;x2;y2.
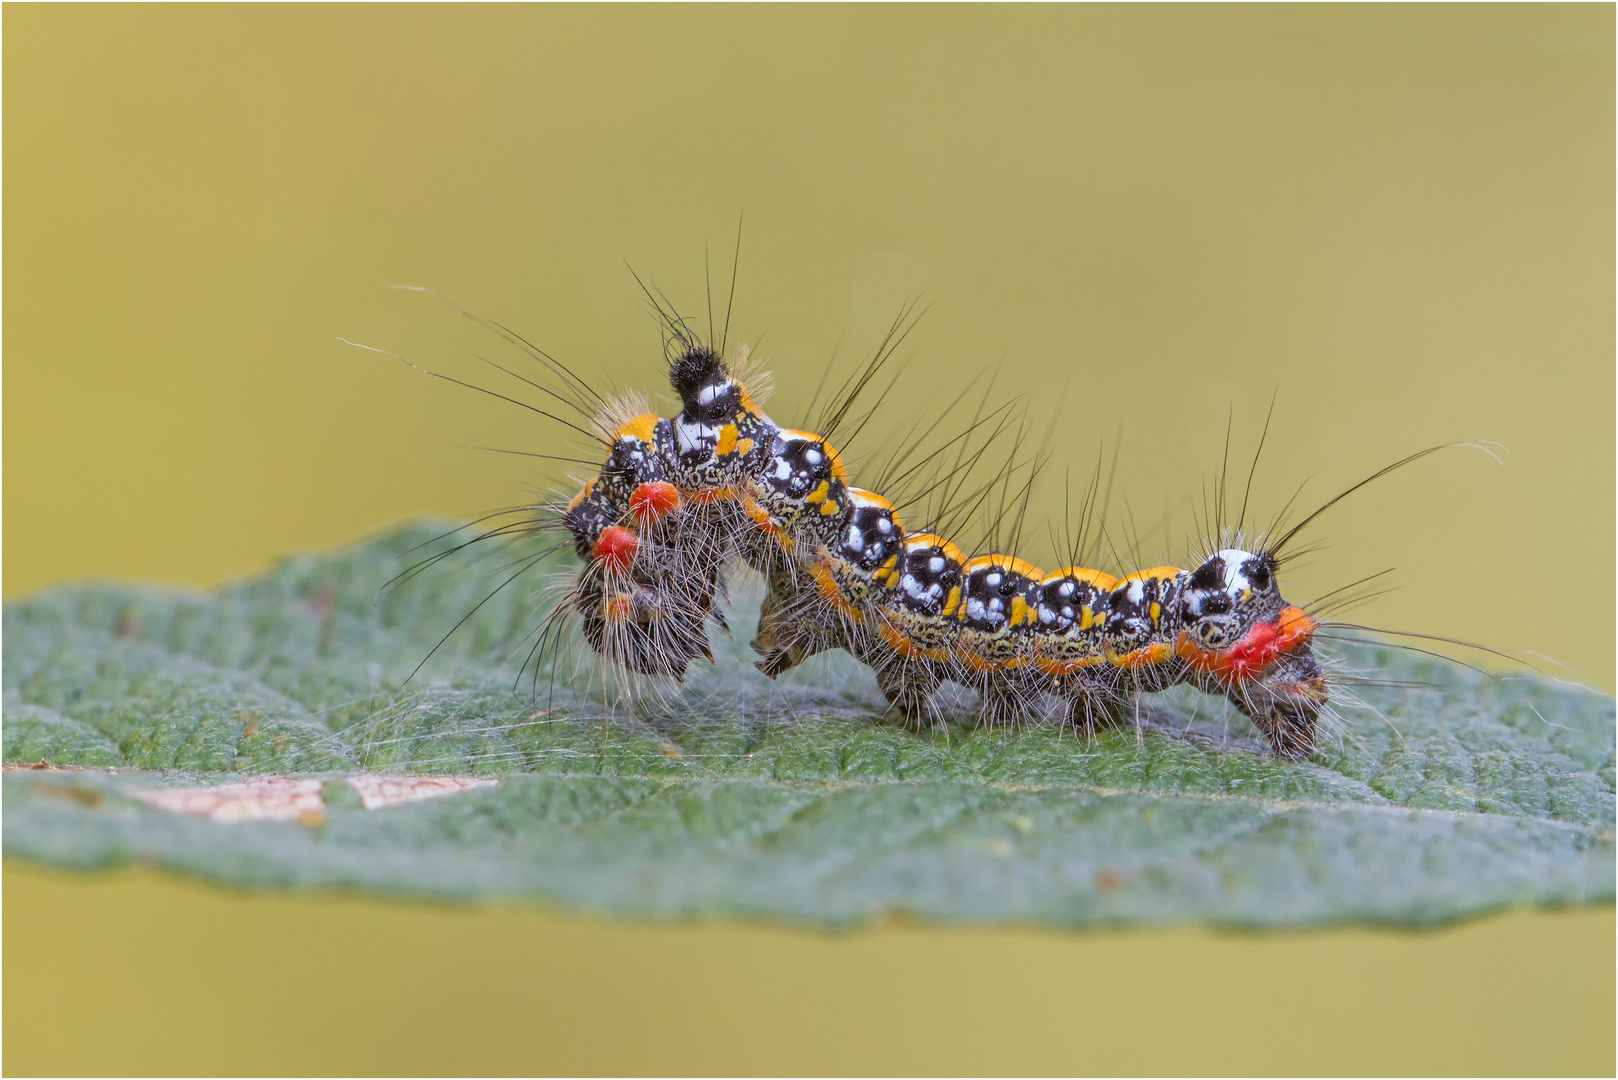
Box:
5;5;1612;1074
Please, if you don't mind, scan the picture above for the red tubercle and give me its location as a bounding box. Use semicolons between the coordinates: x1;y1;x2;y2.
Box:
1180;605;1318;683
592;526;639;574
630;482;682;524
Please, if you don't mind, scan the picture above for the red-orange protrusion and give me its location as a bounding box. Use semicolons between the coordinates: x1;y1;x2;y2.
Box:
1180;604;1318;683
630;481;682;524
592;526;639;574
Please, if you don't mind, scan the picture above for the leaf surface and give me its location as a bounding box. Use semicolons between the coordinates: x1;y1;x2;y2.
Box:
5;524;1612;928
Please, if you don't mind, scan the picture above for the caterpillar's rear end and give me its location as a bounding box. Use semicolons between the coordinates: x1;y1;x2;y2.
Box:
1174;549;1328;758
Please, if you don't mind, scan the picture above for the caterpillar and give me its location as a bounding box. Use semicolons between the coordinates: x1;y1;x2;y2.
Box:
360;278;1492;761
556;325;1328;759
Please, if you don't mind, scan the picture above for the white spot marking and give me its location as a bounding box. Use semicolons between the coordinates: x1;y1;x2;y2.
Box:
676;419;717;455
698;380;732;406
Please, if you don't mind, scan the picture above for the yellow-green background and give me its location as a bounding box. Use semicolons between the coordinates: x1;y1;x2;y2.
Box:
5;5;1612;1074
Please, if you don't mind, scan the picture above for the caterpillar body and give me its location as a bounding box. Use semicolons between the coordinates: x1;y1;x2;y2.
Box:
557;335;1329;760
360;276;1496;761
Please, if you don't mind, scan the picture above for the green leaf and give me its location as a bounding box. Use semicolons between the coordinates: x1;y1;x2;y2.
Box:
4;523;1612;928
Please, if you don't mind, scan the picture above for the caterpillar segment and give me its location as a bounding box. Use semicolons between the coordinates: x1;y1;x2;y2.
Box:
736;427;852;570
750;486;900;681
866;532;967;723
1102;567;1188;690
951;554;1047;724
1032;567;1128;732
666;344;777;495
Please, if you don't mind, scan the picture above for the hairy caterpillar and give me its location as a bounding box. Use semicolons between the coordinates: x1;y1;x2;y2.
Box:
359;276;1494;761
563;326;1326;758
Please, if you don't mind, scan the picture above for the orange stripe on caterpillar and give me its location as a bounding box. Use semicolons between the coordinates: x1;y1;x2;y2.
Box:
566;477;596;513
613;412;661;444
688;486;737;505
1113;642;1178;670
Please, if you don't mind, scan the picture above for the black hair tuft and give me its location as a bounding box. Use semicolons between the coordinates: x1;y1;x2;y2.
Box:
668;345;725;401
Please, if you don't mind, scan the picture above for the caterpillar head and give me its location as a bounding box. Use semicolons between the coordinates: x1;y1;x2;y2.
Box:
575;571;706;680
562;479;713;679
567;522;717;679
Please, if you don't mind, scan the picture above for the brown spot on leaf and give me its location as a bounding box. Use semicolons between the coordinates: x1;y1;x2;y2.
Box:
34;783;104;807
134;777;325;823
1095;870;1123;894
345;774;498;810
126;773;500;824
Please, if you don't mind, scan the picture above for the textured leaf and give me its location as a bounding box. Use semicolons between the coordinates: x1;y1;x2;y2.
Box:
4;523;1612;928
